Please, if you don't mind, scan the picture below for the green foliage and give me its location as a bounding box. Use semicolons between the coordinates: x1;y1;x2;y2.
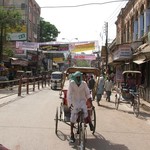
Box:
3;47;14;57
0;7;22;29
0;6;22;58
75;60;90;67
40;18;60;42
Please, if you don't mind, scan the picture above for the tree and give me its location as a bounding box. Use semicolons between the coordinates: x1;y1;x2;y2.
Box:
39;18;60;42
0;6;22;62
76;60;91;67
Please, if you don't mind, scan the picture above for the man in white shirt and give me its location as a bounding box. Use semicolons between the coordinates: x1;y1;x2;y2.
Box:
104;76;113;102
67;71;93;143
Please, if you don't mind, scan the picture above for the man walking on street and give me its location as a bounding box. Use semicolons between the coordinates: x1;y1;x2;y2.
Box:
104;76;113;102
96;75;105;106
88;75;95;98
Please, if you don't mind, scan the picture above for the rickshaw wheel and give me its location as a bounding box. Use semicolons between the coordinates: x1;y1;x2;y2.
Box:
133;96;140;117
78;124;86;150
55;107;59;134
115;94;119;110
91;107;96;134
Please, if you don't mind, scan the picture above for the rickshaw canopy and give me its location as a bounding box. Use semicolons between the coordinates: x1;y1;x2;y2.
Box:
65;67;100;76
122;70;141;75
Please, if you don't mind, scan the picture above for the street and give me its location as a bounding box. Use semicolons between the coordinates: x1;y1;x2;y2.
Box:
0;86;150;150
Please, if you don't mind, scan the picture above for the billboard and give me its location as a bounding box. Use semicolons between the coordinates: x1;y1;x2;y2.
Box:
71;42;95;52
39;44;69;52
73;54;96;60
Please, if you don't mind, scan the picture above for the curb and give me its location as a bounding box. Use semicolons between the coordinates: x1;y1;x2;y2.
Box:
140;102;150;112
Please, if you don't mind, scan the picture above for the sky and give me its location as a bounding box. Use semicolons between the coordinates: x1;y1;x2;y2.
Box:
35;0;128;50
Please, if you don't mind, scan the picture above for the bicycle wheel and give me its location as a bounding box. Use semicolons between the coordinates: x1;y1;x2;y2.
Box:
115;94;119;110
133;95;140;117
91;107;96;134
55;107;58;134
78;123;86;150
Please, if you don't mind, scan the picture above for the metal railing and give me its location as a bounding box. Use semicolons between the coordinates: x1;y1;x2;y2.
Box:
0;75;51;98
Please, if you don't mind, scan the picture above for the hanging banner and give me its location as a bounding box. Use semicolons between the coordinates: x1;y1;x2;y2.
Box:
39;44;69;52
71;42;95;52
73;54;96;60
16;41;39;50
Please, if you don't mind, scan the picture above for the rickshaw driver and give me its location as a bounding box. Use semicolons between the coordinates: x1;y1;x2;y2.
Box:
67;71;94;143
126;73;136;91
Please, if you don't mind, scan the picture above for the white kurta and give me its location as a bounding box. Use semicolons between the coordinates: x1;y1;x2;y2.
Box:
67;80;91;123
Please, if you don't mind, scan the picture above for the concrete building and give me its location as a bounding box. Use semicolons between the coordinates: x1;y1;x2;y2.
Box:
0;0;41;74
108;0;150;102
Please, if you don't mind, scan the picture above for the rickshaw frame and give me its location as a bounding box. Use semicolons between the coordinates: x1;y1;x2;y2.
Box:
115;70;141;117
61;67;101;99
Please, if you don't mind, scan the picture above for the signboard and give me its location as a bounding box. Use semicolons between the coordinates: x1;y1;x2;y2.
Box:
39;44;69;51
53;57;64;63
72;42;95;52
73;54;96;60
115;67;123;82
7;33;27;41
15;48;26;55
11;59;28;66
113;45;132;61
16;42;39;50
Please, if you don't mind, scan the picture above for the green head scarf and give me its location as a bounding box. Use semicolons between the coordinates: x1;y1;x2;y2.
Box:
72;71;82;85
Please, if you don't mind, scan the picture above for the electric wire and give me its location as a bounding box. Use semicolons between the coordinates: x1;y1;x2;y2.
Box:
40;0;129;8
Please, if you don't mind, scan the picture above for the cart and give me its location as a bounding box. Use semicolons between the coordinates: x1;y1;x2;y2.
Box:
54;67;100;149
115;70;141;117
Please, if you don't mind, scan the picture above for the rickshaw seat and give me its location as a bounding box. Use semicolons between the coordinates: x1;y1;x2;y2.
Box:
62;89;68;106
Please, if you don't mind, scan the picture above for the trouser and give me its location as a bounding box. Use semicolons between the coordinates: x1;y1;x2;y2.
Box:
97;94;102;102
106;91;111;101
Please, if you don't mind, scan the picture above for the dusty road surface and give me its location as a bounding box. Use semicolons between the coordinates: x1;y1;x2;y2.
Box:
0;86;150;150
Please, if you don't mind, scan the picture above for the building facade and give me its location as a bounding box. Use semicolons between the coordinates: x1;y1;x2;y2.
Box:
0;0;42;74
109;0;150;102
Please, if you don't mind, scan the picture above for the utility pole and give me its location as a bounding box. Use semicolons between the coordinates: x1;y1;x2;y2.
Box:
104;22;108;69
0;0;4;63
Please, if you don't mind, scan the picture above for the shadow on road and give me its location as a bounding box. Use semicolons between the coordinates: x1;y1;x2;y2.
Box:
55;130;129;150
86;132;129;150
115;106;150;121
98;104;116;110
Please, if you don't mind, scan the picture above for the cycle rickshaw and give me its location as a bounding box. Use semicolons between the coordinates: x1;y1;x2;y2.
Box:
54;67;100;149
115;70;141;117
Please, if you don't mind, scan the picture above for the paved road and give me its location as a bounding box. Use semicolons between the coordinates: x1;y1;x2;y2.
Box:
0;86;150;150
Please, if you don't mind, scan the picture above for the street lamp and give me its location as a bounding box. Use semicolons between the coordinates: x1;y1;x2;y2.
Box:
62;38;79;67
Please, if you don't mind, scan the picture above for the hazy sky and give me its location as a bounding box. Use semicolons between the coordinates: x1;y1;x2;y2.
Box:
36;0;128;45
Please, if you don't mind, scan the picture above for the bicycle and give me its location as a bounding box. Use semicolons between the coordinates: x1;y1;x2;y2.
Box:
74;108;86;150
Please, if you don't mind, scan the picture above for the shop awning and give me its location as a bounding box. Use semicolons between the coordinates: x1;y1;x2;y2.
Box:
133;53;146;64
133;59;145;64
142;44;150;53
134;43;150;55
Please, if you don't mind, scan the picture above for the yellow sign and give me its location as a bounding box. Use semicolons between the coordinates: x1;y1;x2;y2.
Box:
72;42;95;52
53;57;64;63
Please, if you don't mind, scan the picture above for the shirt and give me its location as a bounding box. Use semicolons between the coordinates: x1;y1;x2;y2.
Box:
67;80;91;108
104;79;113;91
97;76;105;94
88;78;95;90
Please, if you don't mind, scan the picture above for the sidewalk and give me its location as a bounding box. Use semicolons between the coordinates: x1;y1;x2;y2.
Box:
140;99;150;112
